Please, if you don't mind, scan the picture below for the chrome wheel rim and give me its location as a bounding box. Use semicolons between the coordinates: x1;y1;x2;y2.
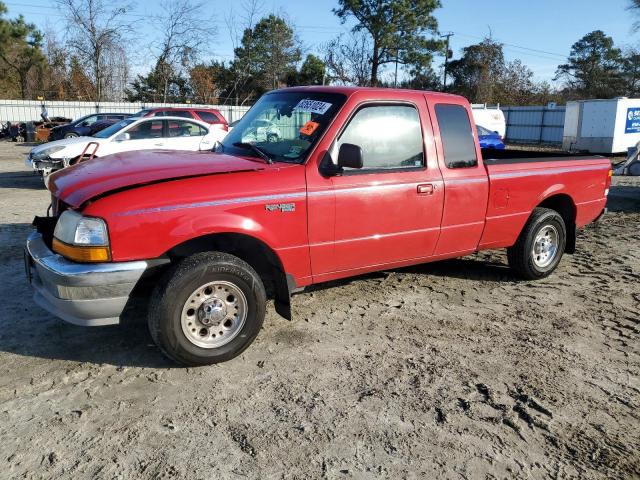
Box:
180;280;247;349
532;225;559;268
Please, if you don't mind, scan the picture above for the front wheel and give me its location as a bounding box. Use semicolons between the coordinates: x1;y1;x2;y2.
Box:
507;208;567;280
148;252;266;366
64;132;78;139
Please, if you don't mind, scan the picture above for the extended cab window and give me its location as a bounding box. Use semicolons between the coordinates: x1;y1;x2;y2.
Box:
335;105;424;171
435;104;478;168
196;111;220;123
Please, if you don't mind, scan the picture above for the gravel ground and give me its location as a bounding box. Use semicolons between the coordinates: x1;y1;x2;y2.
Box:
0;141;638;479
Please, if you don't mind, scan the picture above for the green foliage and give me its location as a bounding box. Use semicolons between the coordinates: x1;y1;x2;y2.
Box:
333;0;442;86
621;49;640;97
230;14;301;102
125;58;189;102
0;2;46;98
555;30;624;99
287;54;325;86
447;38;504;102
298;54;325;85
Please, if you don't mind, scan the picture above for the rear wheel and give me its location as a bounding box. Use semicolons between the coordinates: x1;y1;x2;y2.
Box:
64;132;78;139
507;208;567;279
148;252;266;366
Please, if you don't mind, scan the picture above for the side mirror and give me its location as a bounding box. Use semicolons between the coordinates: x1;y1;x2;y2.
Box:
115;132;130;142
337;143;363;169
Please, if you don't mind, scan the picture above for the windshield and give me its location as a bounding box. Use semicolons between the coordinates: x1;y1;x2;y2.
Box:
477;125;494;136
92;118;136;138
131;109;151;118
72;114;93;126
220;91;346;163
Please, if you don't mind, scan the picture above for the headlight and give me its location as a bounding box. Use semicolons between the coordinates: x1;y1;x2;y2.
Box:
53;210;110;262
32;145;66;161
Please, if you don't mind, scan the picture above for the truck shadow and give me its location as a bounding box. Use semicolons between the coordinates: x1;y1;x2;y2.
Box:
0;171;46;190
0;317;175;369
0;221;174;368
607;184;640;213
300;257;515;295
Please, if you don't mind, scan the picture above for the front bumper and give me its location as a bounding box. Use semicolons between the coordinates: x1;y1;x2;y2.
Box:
26;155;64;174
25;231;148;326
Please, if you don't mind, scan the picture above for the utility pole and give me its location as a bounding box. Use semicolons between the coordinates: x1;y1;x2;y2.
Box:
394;48;399;88
440;32;454;90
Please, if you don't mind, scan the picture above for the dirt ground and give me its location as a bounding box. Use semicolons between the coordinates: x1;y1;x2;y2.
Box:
0;141;638;479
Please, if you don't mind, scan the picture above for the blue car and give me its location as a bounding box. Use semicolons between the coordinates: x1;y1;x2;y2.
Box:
48;113;130;141
477;125;505;150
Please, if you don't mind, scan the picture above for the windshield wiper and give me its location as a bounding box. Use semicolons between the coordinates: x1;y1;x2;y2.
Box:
232;142;273;164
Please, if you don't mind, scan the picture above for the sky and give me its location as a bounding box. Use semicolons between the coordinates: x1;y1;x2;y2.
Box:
3;0;638;84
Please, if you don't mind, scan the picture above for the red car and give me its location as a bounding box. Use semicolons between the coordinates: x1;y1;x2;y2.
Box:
26;86;611;366
133;107;228;132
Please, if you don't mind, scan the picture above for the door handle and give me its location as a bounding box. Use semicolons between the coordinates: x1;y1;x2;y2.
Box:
417;184;434;195
154;143;165;147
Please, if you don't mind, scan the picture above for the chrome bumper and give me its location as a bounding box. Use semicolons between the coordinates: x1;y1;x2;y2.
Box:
25;231;148;326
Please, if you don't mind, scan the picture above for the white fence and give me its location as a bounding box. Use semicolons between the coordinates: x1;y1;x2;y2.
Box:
502;105;566;144
0;100;251;124
1;99;568;145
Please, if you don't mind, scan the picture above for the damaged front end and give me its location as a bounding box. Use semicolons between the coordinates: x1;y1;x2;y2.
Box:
26;147;70;176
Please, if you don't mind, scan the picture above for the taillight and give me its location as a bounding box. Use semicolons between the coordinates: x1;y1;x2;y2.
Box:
604;168;613;196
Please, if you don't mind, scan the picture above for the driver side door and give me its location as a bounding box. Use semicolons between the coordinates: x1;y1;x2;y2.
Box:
311;103;444;275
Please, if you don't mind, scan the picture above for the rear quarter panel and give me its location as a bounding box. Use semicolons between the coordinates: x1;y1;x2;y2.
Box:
479;158;611;249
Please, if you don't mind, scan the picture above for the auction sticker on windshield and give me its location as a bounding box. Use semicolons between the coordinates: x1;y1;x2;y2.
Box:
293;99;332;115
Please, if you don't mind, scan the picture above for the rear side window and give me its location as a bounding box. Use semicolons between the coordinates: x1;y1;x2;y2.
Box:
170;110;194;119
435;104;478;168
335;104;424;170
196;110;221;123
167;120;208;137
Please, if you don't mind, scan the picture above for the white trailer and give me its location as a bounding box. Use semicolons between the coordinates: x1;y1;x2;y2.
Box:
562;98;640;154
471;105;506;138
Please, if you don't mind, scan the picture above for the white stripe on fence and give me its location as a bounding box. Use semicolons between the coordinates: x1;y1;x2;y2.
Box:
0;100;251;124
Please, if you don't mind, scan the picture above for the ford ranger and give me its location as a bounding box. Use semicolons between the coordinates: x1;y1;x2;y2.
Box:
24;87;612;366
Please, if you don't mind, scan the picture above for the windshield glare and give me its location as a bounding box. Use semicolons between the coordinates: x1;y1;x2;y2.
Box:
221;92;346;163
92;118;136;138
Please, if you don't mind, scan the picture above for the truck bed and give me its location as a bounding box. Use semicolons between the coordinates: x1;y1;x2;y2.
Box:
482;148;605;165
477;150;611;251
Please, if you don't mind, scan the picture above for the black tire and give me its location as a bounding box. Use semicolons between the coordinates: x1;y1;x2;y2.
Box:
507;208;567;280
64;132;78;139
148;252;266;366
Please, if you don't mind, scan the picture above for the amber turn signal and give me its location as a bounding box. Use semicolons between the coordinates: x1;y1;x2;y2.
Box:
52;238;111;263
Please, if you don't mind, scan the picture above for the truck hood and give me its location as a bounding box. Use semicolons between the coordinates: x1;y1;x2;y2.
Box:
49;149;266;208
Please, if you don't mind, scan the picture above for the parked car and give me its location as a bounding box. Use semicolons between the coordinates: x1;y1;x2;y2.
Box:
48;113;130;141
477;125;505;149
25;86;611;366
87;119;120;136
242;118;281;143
26;116;221;178
132;107;229;133
228;119;240;132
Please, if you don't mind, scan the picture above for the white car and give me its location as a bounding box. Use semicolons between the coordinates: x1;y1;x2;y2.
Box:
241;119;281;143
26;116;224;177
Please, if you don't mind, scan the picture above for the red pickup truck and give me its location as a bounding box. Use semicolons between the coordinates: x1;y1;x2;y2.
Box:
25;87;611;366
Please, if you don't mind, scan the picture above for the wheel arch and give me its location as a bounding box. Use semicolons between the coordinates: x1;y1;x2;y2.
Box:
535;193;577;254
165;232;293;320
